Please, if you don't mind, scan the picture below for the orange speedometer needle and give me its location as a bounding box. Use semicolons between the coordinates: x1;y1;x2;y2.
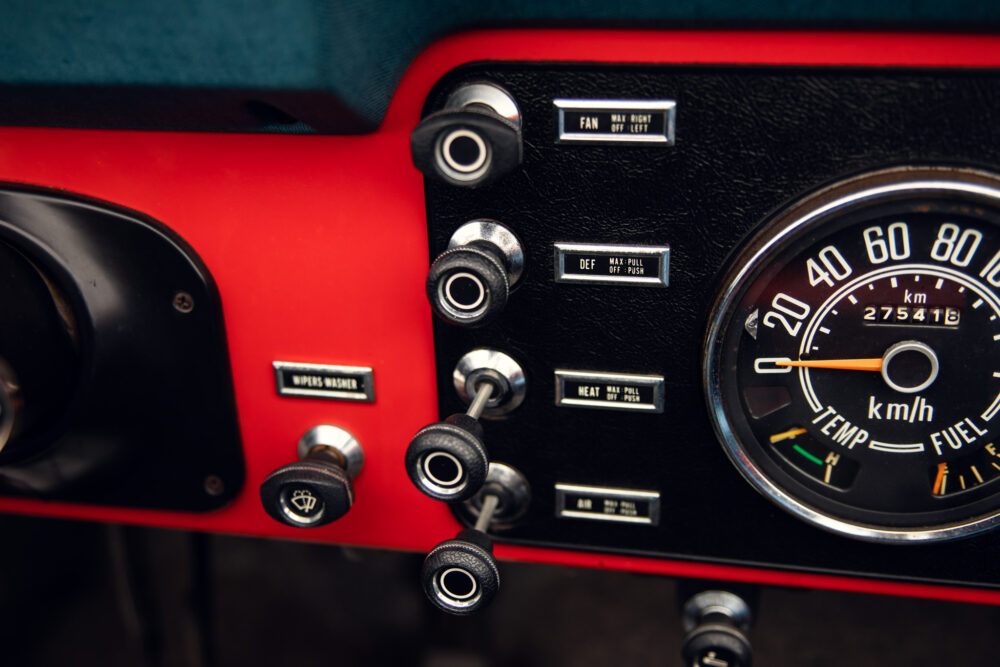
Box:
776;358;884;372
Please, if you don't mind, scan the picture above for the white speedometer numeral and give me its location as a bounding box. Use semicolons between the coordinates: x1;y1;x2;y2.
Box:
762;292;811;337
978;248;1000;287
806;245;852;287
931;222;982;267
863;222;910;264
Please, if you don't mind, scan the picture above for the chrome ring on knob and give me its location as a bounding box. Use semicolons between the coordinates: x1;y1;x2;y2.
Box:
453;349;527;418
447;220;525;286
297;425;364;479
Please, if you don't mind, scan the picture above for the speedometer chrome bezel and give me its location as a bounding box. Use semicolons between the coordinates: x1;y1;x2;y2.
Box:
704;166;1000;543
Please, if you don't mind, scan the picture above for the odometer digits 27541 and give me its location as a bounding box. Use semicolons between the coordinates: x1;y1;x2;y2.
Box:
705;167;1000;542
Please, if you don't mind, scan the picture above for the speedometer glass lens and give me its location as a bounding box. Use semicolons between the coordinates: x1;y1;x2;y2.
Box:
705;167;1000;542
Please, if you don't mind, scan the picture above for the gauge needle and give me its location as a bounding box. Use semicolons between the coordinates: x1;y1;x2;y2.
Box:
933;462;948;495
776;358;884;371
769;427;807;443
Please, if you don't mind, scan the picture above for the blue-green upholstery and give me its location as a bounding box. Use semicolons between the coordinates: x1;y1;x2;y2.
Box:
2;1;997;132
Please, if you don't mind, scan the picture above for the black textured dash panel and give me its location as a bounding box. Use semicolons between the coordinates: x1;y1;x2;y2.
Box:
423;63;1000;587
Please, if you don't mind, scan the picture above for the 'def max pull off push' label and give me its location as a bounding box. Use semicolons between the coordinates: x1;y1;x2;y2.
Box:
553;99;676;144
555;483;661;525
554;243;670;287
273;361;375;402
555;370;664;413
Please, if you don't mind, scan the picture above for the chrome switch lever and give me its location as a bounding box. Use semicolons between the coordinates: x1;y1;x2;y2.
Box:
406;347;526;501
405;380;494;502
407;348;529;614
421;493;501;616
420;463;531;615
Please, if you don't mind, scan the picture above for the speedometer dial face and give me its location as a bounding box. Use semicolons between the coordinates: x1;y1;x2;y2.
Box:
704;167;1000;542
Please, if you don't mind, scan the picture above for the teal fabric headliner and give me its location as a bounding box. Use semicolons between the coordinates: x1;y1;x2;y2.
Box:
2;1;998;131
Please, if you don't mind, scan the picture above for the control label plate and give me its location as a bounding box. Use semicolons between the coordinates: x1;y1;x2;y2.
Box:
555;483;661;525
273;361;375;402
554;243;670;287
555;369;664;412
554;99;676;144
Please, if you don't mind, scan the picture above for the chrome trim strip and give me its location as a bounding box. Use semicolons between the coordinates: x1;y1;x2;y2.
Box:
273;361;375;402
553;242;670;287
555;483;660;499
558;511;653;524
554;369;664;413
554;98;676;144
555;483;661;525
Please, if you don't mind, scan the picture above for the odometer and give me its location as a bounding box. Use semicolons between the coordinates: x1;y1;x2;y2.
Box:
705;167;1000;542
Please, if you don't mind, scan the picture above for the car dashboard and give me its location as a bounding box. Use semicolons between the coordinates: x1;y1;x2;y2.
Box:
3;7;1000;665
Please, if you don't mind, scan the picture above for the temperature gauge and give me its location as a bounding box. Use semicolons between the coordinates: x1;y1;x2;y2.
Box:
768;426;860;490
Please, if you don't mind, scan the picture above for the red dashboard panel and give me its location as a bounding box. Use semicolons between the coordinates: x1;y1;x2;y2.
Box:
2;29;1000;604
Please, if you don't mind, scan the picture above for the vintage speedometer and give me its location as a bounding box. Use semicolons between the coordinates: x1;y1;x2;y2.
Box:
704;167;1000;542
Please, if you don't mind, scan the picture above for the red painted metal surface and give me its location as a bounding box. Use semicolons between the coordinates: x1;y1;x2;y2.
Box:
1;29;1000;604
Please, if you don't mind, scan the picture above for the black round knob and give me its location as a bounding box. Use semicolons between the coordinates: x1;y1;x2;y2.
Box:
410;107;521;188
426;245;509;327
406;414;489;501
259;460;354;528
682;623;753;667
421;529;499;615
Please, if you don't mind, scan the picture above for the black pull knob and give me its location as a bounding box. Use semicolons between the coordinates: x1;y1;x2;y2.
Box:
406;382;493;501
410;83;522;188
426;220;524;328
421;494;501;615
260;426;364;528
419;464;530;615
681;591;754;667
427;245;509;326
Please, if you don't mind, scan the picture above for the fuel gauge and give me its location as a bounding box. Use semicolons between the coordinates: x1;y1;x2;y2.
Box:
931;442;1000;496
